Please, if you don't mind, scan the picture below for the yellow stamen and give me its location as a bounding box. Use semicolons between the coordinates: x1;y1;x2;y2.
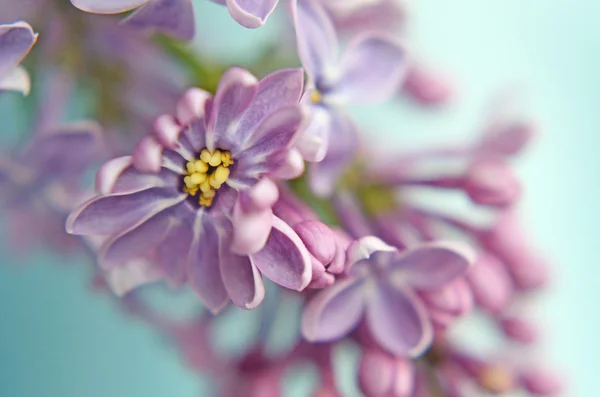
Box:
200;149;212;163
213;166;230;186
186;161;196;173
199;179;212;193
199;195;213;207
310;90;322;104
209;150;222;167
182;148;233;207
203;189;216;199
190;172;206;185
194;160;208;173
221;152;234;167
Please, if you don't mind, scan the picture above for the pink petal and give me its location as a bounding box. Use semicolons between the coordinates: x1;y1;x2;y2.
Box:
219;248;265;309
250;215;312;290
366;283;433;357
301;277;366;342
390;241;475;290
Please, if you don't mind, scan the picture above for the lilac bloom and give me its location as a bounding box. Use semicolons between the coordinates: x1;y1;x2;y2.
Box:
70;0;280;39
0;122;105;254
0;21;37;94
67;67;313;312
290;0;407;196
302;236;473;357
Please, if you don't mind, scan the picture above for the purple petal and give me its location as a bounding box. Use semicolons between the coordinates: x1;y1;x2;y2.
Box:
226;0;278;28
153;114;181;149
237;177;279;213
308;108;358;196
70;0;149;13
296;105;330;163
219;247;265;309
301;277;365;341
103;259;163;296
329;33;407;105
110;166;181;194
235;105;307;167
184;119;207;152
99;207;180;269
176;88;212;125
270;148;305;179
187;214;230;313
249;215;312;290
22;121;104;176
123;0;195;41
132;135;163;173
95;156;133;194
346;236;396;268
230;198;274;255
236;68;305;143
390;241;474;290
66;187;185;236
366;282;432;357
289;0;339;80
155;219;194;285
0;22;37;78
206;67;258;151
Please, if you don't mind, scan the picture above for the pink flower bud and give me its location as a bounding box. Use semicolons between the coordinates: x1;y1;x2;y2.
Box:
402;65;453;106
479;120;536;157
519;368;563;396
358;349;415;397
500;316;538;344
466;252;513;314
463;157;521;208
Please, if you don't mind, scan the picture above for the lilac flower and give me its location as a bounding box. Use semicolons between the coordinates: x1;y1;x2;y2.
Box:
302;236;473;357
70;0;280;39
318;0;406;36
0;21;37;94
289;0;407;196
67;67;313;312
0;122;105;254
358;349;415;397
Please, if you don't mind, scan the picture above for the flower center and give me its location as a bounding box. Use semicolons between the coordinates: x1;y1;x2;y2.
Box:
310;90;322;104
183;148;233;207
478;365;513;394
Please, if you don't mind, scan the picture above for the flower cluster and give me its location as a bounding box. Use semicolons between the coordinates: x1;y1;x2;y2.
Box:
1;0;561;396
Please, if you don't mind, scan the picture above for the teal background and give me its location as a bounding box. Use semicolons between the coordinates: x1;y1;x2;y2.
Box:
1;0;597;395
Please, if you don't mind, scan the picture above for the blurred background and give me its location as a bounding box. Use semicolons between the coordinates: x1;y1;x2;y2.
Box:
0;0;597;396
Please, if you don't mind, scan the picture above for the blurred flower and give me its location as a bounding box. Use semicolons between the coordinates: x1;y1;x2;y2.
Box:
1;121;105;254
319;0;406;35
290;0;407;196
70;0;282;38
302;236;473;357
0;21;37;94
358;348;415;397
67;67;313;312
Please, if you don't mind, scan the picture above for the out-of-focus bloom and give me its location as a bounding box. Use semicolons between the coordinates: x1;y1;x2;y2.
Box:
67;67;313;312
70;0;281;38
1;122;105;253
0;21;37;94
358;349;415;397
419;277;473;332
290;0;407;196
302;236;473;357
319;0;406;35
401;64;454;106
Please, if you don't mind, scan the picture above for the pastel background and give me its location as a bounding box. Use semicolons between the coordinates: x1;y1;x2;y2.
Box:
0;0;597;396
